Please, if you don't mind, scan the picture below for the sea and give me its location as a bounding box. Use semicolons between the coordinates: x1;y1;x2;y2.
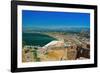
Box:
22;33;56;47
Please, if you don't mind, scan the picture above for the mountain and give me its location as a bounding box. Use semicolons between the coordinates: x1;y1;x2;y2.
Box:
23;26;90;33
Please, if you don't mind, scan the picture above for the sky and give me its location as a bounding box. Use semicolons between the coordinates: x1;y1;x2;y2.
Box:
22;10;90;29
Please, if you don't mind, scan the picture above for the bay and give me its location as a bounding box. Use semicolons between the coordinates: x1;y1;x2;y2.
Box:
22;33;56;47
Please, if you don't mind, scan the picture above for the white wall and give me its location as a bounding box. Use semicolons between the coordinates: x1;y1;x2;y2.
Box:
0;0;99;73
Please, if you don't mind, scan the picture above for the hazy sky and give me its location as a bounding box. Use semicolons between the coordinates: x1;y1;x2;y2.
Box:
22;10;90;29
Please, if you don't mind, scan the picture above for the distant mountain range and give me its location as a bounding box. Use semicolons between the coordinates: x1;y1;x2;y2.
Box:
23;26;90;33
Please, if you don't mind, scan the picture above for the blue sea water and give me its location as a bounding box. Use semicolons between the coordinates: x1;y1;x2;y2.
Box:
22;33;56;47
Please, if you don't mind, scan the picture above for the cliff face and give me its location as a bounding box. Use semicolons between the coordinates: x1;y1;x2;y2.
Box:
22;40;90;62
